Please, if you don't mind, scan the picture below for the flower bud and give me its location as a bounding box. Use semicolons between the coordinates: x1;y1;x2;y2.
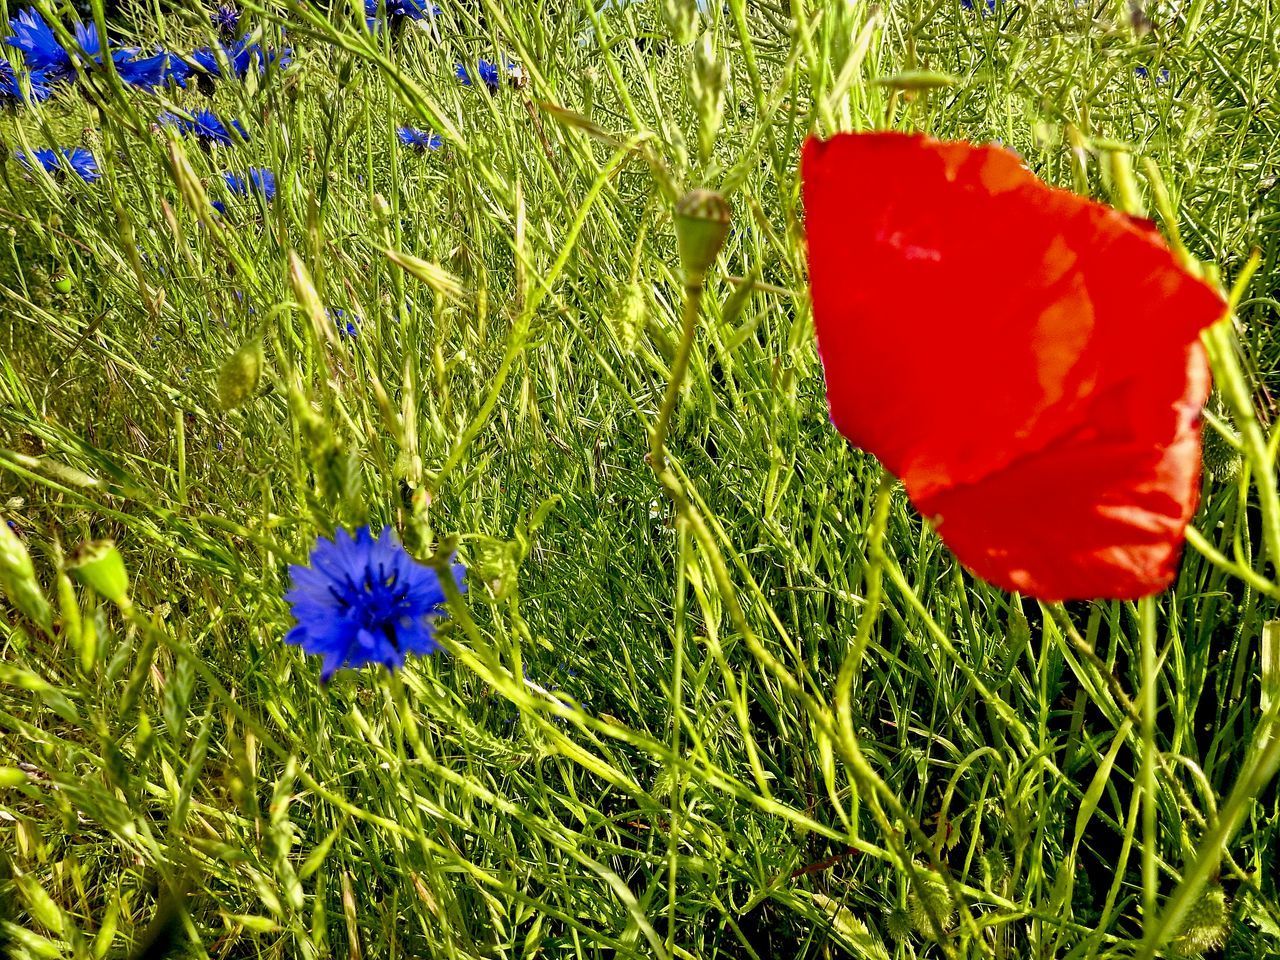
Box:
659;0;698;44
0;521;53;632
610;281;646;353
218;338;264;410
691;33;726;163
674;189;731;282
67;540;130;609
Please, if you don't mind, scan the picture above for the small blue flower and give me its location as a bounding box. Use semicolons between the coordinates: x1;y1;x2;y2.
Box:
397;126;443;151
329;307;361;336
160;108;247;146
211;3;241;37
0;60;52;103
285;526;465;681
1134;65;1170;84
456;58;513;91
17;146;100;183
960;0;997;10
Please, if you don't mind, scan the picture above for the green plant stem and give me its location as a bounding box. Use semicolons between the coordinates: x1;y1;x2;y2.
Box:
650;276;705;474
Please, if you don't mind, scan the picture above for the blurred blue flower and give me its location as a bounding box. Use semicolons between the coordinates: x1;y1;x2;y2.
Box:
160;108;247;146
211;3;241;37
17;146;100;183
285;526;465;681
213;166;275;213
365;0;440;28
456;58;514;90
960;0;997;10
1135;65;1170;84
397;126;443;151
329;307;360;336
0;60;52;103
191;35;291;80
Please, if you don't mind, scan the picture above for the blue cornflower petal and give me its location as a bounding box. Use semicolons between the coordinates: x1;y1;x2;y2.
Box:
396;126;443;151
221;166;276;203
112;48;169;89
0;60;53;103
285;526;465;681
160;108;247;146
456;58;515;90
6;7;71;73
16;146;100;183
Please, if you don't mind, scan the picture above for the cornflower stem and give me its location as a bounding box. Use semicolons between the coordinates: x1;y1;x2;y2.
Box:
649;273;705;474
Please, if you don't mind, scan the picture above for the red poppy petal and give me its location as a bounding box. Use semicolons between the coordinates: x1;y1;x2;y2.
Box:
801;132;1226;600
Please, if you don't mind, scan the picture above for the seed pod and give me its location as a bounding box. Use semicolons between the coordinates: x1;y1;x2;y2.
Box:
906;866;956;941
1174;882;1230;956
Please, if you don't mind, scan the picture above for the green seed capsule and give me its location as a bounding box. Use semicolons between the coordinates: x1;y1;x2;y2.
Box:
52;273;74;294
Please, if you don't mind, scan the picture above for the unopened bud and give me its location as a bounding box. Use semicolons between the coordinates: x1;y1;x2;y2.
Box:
218;338;264;410
673;189;730;282
0;521;52;632
611;282;646;353
691;34;726;163
68;540;130;609
659;0;698;45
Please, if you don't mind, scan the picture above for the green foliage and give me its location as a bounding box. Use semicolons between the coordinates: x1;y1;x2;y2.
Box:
1;1;1279;958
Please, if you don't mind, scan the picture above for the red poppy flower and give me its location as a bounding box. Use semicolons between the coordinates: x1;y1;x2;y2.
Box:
801;132;1226;600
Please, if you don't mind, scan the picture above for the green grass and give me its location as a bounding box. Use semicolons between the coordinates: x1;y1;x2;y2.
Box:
2;0;1280;957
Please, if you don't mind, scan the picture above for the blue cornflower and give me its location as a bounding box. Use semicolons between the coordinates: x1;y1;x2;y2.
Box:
160;108;247;146
6;7;69;73
211;3;241;37
111;48;170;89
397;126;443;151
191;35;290;81
0;60;52;103
213;166;275;213
960;0;997;10
456;58;514;91
16;146;100;183
285;526;465;681
365;0;439;27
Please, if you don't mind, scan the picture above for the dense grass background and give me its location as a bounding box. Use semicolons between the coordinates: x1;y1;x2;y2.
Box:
2;0;1280;957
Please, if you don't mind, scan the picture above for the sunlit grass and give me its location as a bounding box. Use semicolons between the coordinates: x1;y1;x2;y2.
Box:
1;1;1279;958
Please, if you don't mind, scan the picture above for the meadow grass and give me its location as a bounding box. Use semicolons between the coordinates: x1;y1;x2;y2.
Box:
2;0;1280;957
